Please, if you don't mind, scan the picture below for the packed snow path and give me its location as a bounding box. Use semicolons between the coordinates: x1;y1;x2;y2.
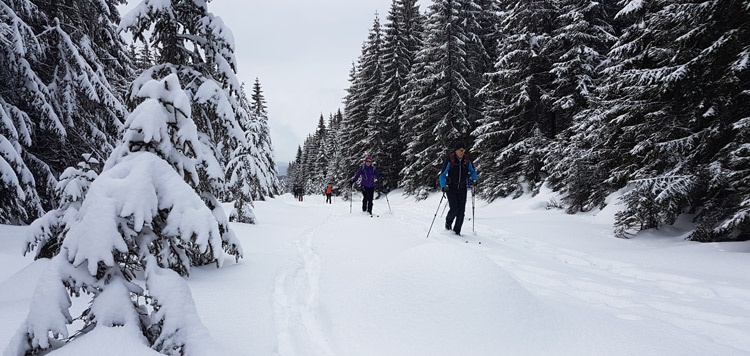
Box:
197;192;750;356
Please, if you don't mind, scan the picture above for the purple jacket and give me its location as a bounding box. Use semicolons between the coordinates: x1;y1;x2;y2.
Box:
353;165;379;188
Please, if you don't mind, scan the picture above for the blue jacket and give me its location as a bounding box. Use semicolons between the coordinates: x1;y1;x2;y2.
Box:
353;165;379;188
439;154;477;190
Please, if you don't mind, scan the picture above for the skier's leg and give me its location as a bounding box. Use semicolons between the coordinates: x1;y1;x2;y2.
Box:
366;188;374;213
361;187;367;212
453;189;468;234
445;189;458;228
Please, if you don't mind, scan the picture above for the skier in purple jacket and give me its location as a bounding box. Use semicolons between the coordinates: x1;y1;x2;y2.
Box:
352;155;379;215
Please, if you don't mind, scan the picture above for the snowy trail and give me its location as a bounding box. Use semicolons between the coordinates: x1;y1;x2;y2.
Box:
274;195;750;356
460;214;750;354
272;201;337;356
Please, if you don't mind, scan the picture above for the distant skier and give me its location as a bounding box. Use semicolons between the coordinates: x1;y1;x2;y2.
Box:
325;183;333;204
352;155;379;215
439;142;477;236
295;185;304;202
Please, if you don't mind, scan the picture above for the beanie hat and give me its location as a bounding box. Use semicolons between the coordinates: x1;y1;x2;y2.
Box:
364;155;372;162
453;142;466;150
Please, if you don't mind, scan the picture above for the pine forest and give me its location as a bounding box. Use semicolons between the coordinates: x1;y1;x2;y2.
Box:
287;0;750;242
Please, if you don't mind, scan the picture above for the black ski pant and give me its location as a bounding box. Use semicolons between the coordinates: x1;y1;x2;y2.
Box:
362;186;374;213
326;193;332;204
446;187;468;234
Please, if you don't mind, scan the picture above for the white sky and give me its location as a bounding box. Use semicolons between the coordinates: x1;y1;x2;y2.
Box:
3;187;749;355
211;0;396;163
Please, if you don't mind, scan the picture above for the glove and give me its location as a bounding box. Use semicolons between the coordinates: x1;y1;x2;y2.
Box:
374;178;378;183
441;186;449;193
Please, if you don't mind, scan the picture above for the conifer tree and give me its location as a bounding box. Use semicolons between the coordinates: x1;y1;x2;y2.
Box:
473;0;559;199
122;0;246;199
325;110;347;191
8;74;238;356
371;0;424;193
341;14;385;188
286;146;304;194
122;0;247;253
0;0;47;222
400;0;484;195
594;0;750;240
249;78;281;198
543;0;619;213
340;63;367;190
226;84;259;223
1;0;133;221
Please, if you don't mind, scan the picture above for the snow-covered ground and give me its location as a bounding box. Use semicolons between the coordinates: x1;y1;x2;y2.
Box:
2;188;750;355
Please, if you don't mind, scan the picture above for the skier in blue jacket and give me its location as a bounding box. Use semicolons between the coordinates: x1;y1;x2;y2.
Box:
439;142;477;235
352;155;379;215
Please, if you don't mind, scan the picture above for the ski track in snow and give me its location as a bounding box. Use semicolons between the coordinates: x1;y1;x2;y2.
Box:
466;222;750;353
272;208;337;356
268;194;749;355
374;199;750;353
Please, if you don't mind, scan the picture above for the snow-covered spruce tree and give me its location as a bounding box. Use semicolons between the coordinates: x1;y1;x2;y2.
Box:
0;0;49;224
225;79;279;214
122;0;248;255
339;63;368;191
472;0;559;199
33;0;132;202
400;0;485;196
370;0;424;193
295;115;329;194
324;111;346;193
341;14;385;188
249;78;281;198
25;154;100;260
300;131;323;192
286;146;304;193
226;84;258;223
122;0;246;200
7;74;239;356
582;0;750;240
0;0;132;220
542;0;619;213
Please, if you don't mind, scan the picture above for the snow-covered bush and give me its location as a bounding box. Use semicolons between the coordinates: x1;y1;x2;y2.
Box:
25;154;100;259
6;75;241;355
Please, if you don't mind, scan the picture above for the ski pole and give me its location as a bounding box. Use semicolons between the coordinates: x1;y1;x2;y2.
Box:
471;183;476;232
385;192;392;213
426;193;446;238
350;183;354;214
440;196;448;217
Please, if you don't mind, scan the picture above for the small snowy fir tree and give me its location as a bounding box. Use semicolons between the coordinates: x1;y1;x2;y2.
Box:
248;78;281;198
6;74;240;356
25;154;100;259
226;85;259;224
